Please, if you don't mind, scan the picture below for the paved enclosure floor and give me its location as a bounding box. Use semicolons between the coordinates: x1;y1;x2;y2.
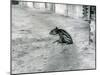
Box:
12;5;95;74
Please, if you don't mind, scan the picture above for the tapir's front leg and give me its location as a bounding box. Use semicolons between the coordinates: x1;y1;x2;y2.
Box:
53;40;60;43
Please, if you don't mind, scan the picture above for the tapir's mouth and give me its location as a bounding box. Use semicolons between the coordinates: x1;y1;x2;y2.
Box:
49;32;56;35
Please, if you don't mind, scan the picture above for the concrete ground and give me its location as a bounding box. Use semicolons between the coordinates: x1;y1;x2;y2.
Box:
12;5;95;74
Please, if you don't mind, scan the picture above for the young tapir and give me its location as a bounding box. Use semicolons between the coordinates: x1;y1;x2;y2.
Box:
49;27;73;44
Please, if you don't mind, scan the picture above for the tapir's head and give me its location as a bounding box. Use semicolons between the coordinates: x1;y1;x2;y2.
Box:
49;27;59;35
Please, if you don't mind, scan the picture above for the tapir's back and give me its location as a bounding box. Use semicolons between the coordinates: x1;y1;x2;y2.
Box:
58;29;73;44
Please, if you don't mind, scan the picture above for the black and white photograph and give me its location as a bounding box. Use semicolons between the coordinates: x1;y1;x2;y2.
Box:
11;0;96;74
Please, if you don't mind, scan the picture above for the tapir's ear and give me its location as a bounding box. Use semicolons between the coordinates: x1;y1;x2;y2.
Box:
56;27;58;29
